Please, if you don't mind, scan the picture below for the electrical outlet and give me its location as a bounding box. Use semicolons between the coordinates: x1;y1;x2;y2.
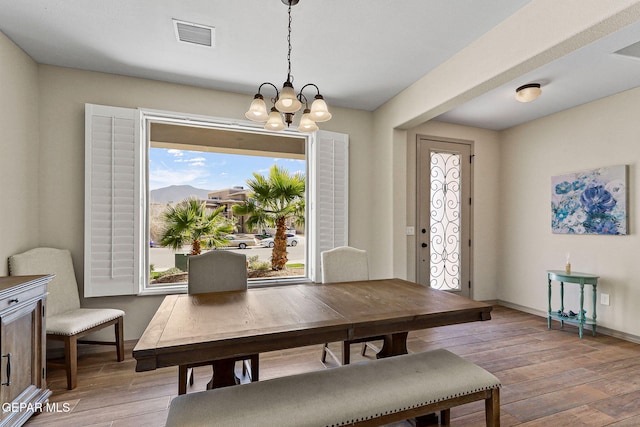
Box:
601;293;610;306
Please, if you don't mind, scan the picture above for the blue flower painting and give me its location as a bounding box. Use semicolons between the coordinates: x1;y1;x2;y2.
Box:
551;165;627;235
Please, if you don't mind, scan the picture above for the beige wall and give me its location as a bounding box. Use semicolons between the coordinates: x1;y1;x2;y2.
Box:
0;32;40;275
499;87;640;338
34;65;373;339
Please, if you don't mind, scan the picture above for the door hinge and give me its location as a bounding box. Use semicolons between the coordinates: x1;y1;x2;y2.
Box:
468;280;471;289
469;239;471;247
470;154;475;163
42;305;46;317
42;367;46;379
469;197;472;205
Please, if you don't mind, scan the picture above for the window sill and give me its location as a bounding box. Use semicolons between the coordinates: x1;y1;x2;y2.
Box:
137;276;312;296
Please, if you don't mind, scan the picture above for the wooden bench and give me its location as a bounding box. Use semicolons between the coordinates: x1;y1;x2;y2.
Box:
165;349;501;427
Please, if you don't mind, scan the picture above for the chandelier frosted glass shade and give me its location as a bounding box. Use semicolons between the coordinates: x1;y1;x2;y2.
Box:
309;95;332;122
265;107;286;131
275;82;303;113
297;109;319;133
245;95;269;122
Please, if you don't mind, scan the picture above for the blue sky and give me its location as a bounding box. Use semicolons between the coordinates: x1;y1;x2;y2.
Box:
149;147;306;191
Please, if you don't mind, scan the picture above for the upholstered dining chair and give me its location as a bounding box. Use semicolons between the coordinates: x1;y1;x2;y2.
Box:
178;250;259;395
320;246;383;365
8;247;125;390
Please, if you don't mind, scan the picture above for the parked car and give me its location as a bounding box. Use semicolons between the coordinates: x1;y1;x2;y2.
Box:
259;234;299;248
223;235;255;249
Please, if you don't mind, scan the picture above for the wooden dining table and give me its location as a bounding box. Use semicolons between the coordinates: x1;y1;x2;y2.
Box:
133;278;492;389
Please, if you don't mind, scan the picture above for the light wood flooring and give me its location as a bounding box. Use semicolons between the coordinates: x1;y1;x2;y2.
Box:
26;305;640;426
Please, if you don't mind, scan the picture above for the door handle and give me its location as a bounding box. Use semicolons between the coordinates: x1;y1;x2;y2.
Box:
2;353;11;386
421;243;428;248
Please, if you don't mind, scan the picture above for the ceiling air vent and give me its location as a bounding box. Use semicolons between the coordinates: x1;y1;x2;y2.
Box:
173;19;215;48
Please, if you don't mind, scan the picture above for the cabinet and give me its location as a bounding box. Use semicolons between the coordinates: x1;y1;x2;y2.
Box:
0;275;51;427
547;270;598;339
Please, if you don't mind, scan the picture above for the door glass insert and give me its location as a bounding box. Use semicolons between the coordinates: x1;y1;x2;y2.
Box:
429;152;461;291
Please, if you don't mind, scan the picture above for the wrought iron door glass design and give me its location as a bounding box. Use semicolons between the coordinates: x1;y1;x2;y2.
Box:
430;152;461;291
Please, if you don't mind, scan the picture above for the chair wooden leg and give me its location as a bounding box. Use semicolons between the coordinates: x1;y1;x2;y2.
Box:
64;335;78;390
361;342;368;356
115;316;124;362
178;365;188;395
342;341;350;365
485;388;500;427
321;343;328;363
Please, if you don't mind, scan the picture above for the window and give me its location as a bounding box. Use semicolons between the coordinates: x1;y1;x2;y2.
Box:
148;122;306;286
84;104;348;296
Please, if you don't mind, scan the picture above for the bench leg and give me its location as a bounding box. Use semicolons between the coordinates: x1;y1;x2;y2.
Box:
440;409;450;425
485;387;500;427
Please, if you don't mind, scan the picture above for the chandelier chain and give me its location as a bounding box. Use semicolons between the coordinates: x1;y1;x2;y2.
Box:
287;1;292;82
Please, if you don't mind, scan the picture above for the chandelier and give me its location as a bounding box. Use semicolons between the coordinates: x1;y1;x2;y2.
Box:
244;0;331;133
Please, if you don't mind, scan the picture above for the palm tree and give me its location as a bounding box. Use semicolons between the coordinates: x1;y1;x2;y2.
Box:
160;197;234;255
233;165;305;270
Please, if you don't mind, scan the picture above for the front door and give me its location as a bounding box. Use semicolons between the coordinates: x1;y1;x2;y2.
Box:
417;137;473;297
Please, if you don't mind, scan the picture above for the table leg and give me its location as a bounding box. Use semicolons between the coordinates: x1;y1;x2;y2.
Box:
376;332;409;359
376;332;438;426
208;359;239;389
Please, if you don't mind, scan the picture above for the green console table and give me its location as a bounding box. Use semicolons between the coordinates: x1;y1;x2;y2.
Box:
547;270;599;338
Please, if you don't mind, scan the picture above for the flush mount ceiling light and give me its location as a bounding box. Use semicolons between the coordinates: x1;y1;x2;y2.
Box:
245;0;331;133
515;83;542;103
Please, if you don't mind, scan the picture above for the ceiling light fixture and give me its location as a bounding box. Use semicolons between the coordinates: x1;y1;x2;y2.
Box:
245;0;331;133
515;83;542;103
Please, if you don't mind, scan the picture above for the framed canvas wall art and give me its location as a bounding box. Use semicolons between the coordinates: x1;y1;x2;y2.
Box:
551;165;627;235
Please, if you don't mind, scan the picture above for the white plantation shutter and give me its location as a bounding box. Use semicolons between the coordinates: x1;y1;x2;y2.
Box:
84;104;141;297
311;130;348;282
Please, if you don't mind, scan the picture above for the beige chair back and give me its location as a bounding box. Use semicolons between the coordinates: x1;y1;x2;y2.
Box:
321;246;369;284
188;250;248;294
9;247;82;317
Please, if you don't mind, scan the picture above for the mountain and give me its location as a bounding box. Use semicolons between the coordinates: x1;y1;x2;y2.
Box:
150;185;212;204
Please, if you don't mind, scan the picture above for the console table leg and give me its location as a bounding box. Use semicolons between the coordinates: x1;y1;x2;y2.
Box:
560;282;565;328
592;283;598;336
579;283;585;339
547;279;552;329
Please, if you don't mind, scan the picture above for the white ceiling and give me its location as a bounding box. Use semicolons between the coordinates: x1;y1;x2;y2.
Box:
2;0;640;130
